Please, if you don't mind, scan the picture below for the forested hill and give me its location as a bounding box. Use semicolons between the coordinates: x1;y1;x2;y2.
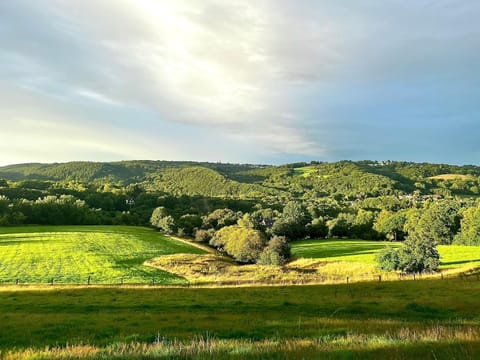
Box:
1;160;480;199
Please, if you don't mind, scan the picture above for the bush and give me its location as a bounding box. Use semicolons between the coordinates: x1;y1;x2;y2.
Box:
376;246;400;271
194;228;215;243
376;234;440;273
257;236;291;265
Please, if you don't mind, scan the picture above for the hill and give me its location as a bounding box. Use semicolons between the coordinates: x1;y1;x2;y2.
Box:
1;160;480;200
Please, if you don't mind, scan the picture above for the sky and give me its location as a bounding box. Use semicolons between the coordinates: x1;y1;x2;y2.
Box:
1;0;479;166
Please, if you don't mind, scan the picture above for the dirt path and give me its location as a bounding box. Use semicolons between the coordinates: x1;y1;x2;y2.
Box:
168;235;223;256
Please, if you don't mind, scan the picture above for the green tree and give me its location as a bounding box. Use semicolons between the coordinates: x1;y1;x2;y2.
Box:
376;246;400;271
176;214;202;237
454;205;480;245
413;201;460;245
397;231;440;273
272;201;311;240
202;208;242;230
210;226;267;263
257;236;291;265
374;210;407;241
306;217;328;238
150;207;176;234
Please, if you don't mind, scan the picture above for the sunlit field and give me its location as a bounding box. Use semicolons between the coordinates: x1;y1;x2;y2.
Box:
0;226;205;285
291;239;480;270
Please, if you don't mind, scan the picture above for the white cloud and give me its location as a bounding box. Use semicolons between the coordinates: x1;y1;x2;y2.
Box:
0;0;479;164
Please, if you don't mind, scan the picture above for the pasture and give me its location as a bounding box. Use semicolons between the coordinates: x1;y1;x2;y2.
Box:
0;226;205;285
291;239;480;270
1;278;480;359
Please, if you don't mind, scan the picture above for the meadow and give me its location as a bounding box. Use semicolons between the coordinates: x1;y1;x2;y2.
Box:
0;226;205;285
1;278;480;359
291;238;480;270
1;227;480;358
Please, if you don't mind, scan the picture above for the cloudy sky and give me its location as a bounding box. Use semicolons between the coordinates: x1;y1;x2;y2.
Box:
1;0;479;166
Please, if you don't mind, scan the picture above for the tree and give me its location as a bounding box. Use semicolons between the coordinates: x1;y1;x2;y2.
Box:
176;214;202;237
150;207;176;234
374;210;407;241
327;213;355;238
272;201;311;240
413;201;460;245
194;228;215;243
376;246;400;271
257;236;291;265
306;217;328;238
202;208;242;230
397;232;440;273
454;205;480;245
210;226;267;263
376;230;440;273
352;209;376;239
150;207;168;227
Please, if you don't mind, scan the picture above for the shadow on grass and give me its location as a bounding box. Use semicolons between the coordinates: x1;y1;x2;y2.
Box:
441;259;480;266
292;240;393;259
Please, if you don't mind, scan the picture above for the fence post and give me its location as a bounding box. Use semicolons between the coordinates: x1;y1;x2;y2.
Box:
50;278;54;285
88;275;91;286
378;275;382;282
346;276;349;284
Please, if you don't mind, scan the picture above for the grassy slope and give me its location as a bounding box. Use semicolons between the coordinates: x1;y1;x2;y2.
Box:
291;239;480;270
0;279;480;359
0;226;205;285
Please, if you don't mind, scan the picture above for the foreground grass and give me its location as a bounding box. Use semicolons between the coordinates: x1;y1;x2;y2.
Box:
0;226;205;285
1;278;480;358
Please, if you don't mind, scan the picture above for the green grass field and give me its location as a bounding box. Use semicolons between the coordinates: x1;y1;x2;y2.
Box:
0;226;205;285
1;279;480;359
1;228;480;358
291;239;480;270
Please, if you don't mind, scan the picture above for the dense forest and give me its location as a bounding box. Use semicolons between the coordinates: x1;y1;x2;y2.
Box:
1;160;480;268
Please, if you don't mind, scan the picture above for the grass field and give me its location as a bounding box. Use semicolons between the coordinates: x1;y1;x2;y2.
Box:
291;239;480;270
1;278;480;359
0;226;205;285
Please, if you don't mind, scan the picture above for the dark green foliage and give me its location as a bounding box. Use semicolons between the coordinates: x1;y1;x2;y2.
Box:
374;210;407;241
272;202;311;240
258;236;291;265
307;217;328;238
176;214;202;237
398;235;440;273
376;246;400;271
411;200;461;245
376;233;440;273
327;213;355;238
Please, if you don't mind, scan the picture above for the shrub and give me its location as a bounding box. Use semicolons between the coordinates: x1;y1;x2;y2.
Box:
257;236;291;265
376;246;400;271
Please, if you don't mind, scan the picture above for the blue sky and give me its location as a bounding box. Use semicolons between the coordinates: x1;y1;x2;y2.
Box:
1;0;479;165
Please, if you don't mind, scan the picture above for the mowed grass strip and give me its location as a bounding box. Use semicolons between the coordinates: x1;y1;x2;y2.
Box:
291;239;480;270
0;226;205;285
